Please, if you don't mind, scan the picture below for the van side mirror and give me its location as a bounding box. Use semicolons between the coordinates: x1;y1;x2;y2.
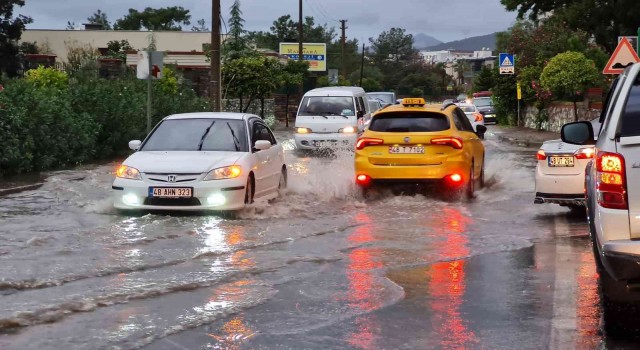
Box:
561;121;595;145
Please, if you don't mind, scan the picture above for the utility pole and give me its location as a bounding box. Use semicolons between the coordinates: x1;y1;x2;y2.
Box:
210;0;221;112
359;43;365;87
340;20;348;79
298;0;304;94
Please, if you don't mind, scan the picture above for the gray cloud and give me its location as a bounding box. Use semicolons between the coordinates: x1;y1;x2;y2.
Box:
19;0;517;43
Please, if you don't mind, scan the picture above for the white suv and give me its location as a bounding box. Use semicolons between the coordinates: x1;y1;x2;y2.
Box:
562;63;640;336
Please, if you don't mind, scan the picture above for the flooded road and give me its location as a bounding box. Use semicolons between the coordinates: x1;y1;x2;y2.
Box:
0;128;624;349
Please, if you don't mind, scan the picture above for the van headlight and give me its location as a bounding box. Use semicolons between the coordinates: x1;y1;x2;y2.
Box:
340;126;357;133
116;165;141;180
296;127;312;134
204;165;242;180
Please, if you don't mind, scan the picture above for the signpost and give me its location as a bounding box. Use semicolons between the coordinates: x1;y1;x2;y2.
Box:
499;53;515;75
279;43;327;72
517;82;522;126
603;37;640;75
135;51;164;132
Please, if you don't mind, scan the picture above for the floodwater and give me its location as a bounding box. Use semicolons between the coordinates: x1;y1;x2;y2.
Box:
0;128;626;349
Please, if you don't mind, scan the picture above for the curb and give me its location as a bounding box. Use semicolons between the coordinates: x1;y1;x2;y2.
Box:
0;183;44;196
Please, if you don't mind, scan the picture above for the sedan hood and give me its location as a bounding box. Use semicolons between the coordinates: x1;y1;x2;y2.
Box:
124;151;243;174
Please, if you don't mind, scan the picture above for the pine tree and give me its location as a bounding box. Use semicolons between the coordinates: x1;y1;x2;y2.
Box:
226;0;249;59
87;9;111;30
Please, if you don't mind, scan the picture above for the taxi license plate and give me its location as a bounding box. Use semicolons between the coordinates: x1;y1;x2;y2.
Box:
149;187;193;198
389;146;425;154
548;156;574;167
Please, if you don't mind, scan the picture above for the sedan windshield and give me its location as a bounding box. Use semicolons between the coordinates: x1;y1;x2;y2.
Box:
459;106;477;113
298;96;355;116
369;112;450;132
473;98;494;107
141;118;248;152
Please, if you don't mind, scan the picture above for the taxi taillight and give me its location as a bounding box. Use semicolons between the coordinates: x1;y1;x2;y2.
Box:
356;137;383;150
430;137;463;149
596;151;627;210
356;174;371;186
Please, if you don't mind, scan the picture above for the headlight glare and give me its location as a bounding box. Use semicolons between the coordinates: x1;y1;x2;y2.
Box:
340;126;357;133
204;165;242;180
116;165;142;180
296;127;311;134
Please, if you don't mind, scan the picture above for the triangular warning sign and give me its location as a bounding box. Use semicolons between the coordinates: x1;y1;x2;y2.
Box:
501;56;513;66
603;37;640;74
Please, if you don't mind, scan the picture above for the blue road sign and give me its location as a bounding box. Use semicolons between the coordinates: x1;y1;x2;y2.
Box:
499;53;515;74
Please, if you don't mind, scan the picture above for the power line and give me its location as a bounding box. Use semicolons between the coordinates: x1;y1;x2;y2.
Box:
314;0;338;22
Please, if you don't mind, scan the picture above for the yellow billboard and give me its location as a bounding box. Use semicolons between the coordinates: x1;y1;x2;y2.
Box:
279;43;327;72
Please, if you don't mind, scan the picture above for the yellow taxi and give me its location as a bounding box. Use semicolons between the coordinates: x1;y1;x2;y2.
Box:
354;98;487;198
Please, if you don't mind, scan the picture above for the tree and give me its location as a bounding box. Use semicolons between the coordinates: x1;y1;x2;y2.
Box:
540;51;602;121
0;0;32;77
105;40;133;61
247;15;336;51
473;66;495;92
368;28;420;90
87;9;111;30
225;0;249;59
66;21;76;30
222;56;282;113
19;42;39;55
501;0;640;52
114;7;191;31
191;19;208;32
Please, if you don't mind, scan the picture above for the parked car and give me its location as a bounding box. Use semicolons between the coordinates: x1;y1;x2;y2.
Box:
112;112;286;212
534;118;600;208
366;92;396;106
455;102;485;133
472;97;497;124
294;87;372;150
561;64;640;336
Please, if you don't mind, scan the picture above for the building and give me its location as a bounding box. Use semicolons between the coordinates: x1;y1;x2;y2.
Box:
20;25;217;63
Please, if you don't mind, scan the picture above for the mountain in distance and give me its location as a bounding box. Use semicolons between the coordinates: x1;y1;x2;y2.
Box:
425;32;497;51
412;33;442;49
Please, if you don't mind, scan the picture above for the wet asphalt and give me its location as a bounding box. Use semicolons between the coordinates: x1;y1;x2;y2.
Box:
0;127;637;349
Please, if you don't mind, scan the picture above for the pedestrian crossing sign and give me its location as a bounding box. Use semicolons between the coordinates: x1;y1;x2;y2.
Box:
499;53;515;74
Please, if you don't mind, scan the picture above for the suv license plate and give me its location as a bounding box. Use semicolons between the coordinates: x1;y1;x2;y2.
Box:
548;156;574;167
149;187;193;198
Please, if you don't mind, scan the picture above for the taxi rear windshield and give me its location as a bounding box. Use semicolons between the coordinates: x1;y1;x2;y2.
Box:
369;112;450;132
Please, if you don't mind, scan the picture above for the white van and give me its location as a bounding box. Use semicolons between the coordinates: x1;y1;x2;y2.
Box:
294;87;371;150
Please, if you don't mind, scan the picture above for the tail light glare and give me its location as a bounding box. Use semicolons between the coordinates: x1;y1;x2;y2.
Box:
596;151;627;210
356;174;371;186
574;147;595;159
536;150;546;160
450;173;462;182
356;137;383;150
474;113;483;122
431;137;463;149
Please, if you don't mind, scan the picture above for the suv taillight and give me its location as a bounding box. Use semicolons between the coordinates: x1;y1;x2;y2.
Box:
356;137;383;150
596;151;627;210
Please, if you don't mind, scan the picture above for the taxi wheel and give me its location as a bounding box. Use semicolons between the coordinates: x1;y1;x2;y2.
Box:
479;160;485;189
466;166;475;199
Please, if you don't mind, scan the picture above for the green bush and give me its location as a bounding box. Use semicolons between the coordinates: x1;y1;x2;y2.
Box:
0;68;211;176
25;66;69;90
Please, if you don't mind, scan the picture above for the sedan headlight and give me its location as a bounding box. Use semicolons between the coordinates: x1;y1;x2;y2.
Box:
296;127;312;134
116;165;141;180
340;126;357;134
204;165;242;181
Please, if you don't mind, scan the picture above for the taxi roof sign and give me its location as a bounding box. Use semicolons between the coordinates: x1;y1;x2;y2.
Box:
402;98;426;106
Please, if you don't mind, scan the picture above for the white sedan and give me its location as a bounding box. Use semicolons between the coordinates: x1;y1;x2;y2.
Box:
112;112;286;211
455;103;485;133
534;118;600;208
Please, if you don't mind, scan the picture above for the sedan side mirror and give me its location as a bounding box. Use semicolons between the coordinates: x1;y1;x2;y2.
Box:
561;121;595;145
475;125;487;140
254;140;272;151
129;140;142;151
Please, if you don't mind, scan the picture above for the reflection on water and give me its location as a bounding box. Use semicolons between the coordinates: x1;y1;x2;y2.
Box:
575;250;600;348
427;206;478;349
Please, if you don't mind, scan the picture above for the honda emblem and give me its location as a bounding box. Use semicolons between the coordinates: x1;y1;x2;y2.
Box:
167;175;177;183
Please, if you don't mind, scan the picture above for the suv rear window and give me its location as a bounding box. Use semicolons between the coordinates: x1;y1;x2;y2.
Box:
369;112;450;132
620;76;640;137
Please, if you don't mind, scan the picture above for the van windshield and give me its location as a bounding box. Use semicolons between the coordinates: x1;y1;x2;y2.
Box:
298;96;355;116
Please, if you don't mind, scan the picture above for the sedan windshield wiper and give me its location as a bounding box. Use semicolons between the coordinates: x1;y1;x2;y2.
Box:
198;120;216;151
226;122;241;151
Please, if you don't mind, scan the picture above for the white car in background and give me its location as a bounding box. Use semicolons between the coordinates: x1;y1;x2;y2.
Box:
112;112;286;212
455;102;485;132
534;118;601;208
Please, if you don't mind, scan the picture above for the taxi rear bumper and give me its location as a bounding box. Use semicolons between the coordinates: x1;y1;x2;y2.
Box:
355;158;471;183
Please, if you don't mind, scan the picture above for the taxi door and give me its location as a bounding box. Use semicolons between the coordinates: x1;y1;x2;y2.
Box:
452;108;484;175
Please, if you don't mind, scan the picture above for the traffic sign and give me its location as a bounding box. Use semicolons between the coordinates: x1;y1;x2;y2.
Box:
499;53;515;75
603;37;640;75
136;51;164;79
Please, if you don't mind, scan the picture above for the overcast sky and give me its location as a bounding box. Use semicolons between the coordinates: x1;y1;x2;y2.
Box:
18;0;517;44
